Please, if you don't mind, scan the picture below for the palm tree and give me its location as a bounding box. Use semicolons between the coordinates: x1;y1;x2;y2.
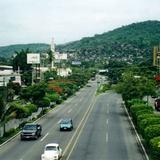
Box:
47;49;54;70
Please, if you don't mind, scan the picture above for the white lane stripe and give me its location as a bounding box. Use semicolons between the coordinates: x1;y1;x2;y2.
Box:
68;109;72;113
40;133;49;142
106;132;108;143
57;119;61;124
106;119;108;125
107;109;109;114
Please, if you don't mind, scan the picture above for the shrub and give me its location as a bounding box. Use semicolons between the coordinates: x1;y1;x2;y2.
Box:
64;87;74;97
139;117;160;135
16;106;31;118
137;113;158;123
130;104;153;114
3;128;17;137
135;109;153;118
25;103;37;113
46;93;60;102
149;136;160;159
144;124;160;142
130;104;153;123
37;97;50;108
126;99;146;110
56;97;63;104
49;86;63;94
7;102;31;119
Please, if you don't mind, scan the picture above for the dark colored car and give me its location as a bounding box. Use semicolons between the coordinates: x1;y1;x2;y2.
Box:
60;118;73;131
154;98;160;111
20;123;42;140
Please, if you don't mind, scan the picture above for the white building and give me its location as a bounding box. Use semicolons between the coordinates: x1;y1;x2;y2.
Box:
0;65;21;86
57;68;72;77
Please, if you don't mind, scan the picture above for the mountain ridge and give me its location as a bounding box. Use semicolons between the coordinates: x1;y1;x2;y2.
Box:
1;20;160;60
0;43;50;58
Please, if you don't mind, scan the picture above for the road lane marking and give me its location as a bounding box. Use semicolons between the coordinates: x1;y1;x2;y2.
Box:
63;93;97;160
106;119;108;125
106;132;108;143
107;109;109;114
58;119;61;124
40;133;49;142
67;109;72;113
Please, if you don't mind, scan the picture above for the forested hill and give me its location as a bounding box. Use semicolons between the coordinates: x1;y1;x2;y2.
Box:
1;20;160;61
0;43;50;57
57;20;160;62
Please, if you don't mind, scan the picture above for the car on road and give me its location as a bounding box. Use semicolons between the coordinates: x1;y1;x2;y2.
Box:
41;143;62;160
20;123;42;140
60;118;73;131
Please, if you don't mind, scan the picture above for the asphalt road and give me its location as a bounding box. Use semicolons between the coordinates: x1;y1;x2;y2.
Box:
0;80;146;160
68;91;145;160
0;80;97;160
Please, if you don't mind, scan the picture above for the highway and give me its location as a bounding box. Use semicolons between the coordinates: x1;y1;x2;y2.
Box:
0;80;146;160
67;91;145;160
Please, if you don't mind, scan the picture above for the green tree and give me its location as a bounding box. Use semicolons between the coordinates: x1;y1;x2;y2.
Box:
20;82;47;104
47;49;53;70
116;71;156;101
0;96;5;121
7;89;15;102
7;82;21;95
12;48;31;72
12;49;32;85
44;70;57;82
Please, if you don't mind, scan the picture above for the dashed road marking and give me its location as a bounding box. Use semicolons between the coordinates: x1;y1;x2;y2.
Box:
57;119;61;124
40;133;49;142
106;119;108;125
67;109;72;113
106;132;108;143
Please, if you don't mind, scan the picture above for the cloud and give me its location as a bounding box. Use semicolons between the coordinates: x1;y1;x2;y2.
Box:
0;0;160;46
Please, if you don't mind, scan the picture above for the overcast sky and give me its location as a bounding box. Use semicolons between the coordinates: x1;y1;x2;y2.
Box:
0;0;160;46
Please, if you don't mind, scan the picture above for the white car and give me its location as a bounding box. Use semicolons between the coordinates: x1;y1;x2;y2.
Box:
41;143;62;160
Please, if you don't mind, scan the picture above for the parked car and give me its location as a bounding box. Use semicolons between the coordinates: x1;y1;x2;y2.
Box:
60;118;73;131
20;123;42;140
154;98;160;111
41;143;62;160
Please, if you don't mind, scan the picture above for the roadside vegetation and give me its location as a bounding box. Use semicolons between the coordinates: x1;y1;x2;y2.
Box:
96;83;110;95
0;67;95;143
112;64;159;159
125;99;160;160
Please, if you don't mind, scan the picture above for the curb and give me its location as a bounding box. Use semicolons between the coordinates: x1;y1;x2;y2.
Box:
123;102;150;160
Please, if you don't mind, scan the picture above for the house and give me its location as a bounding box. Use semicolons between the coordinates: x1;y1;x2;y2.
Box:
0;65;21;86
